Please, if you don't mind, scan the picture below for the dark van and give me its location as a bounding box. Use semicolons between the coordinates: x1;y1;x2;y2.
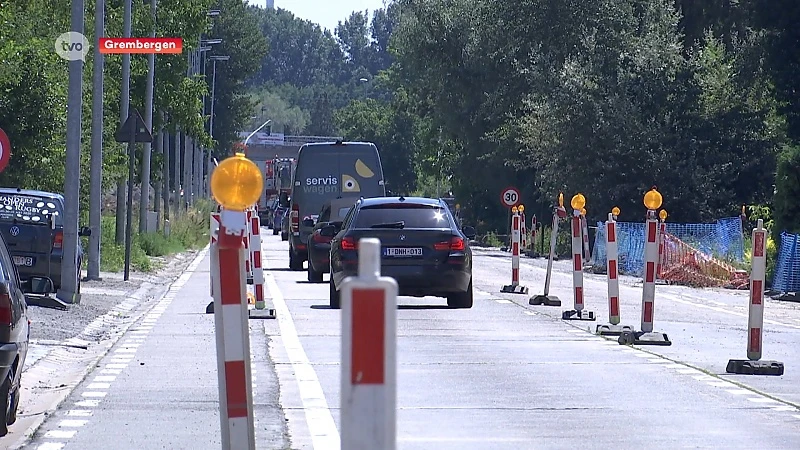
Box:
280;141;385;270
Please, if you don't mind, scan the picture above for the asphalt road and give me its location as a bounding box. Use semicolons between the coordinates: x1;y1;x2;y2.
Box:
18;231;800;449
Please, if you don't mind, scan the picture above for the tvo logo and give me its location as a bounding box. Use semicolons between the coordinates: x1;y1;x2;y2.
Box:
55;32;90;61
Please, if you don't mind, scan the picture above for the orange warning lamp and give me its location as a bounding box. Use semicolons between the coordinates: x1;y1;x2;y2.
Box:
612;206;621;217
580;207;586;216
558;192;564;208
511;206;518;214
210;152;264;211
643;187;662;211
518;204;524;212
659;210;668;221
570;193;585;211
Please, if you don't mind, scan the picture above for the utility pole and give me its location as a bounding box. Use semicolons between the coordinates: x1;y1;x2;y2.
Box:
87;0;105;281
116;0;133;244
58;0;85;304
174;130;182;215
139;0;157;233
153;110;163;230
160;115;170;231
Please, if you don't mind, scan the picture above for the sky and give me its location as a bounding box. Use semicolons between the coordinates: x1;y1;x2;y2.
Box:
248;0;388;32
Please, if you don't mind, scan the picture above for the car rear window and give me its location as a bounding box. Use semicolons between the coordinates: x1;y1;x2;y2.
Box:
0;194;62;225
354;204;450;229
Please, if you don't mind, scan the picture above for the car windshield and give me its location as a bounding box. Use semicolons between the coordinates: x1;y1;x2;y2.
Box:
354;204;450;229
0;193;62;225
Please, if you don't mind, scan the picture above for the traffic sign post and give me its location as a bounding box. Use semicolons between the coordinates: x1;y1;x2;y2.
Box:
530;193;564;307
726;219;784;375
500;186;521;208
562;194;595;321
341;238;398;450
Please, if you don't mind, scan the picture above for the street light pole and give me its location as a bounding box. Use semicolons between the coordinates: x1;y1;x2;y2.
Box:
244;119;272;149
208;55;230;141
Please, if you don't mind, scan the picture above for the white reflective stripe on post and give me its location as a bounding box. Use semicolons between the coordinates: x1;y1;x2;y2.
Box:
571;212;584;311
747;219;767;361
543;209;561;296
641;217;659;333
606;213;620;325
511;213;520;285
656;222;666;279
581;214;590;263
212;210;256;450
341;238;398;450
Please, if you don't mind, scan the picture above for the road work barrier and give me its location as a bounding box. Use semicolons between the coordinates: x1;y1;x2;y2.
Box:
656;213;667;281
727;219;784;375
210;212;220;297
341;237;398;449
619;188;670;346
580;209;590;264
520;207;527;250
773;231;800;295
501;207;528;294
530;195;564;306
208;152;264;449
597;210;633;336
589;216;745;288
248;212;275;319
562;194;595;321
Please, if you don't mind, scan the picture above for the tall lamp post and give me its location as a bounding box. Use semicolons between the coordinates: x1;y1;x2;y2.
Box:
208;55;230;141
359;77;368;98
245;119;272;150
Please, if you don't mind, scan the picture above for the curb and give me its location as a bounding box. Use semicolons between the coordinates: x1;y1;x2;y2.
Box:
6;246;209;449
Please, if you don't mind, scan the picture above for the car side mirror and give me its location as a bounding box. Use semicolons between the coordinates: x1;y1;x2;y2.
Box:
29;276;54;294
302;218;315;227
462;226;476;240
319;225;337;237
78;226;91;237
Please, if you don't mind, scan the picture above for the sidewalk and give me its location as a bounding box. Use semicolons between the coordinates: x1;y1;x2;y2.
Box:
22;250;288;449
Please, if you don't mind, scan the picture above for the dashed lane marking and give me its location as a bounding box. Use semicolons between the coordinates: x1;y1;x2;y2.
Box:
495;299;512;304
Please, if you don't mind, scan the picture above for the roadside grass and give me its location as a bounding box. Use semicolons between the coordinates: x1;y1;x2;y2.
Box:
87;199;213;273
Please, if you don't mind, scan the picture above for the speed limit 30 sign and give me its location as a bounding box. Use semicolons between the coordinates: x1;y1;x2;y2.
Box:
500;186;521;208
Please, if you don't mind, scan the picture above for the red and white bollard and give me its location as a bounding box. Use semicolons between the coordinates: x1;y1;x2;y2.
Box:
243;209;253;282
210;208;256;449
531;214;537;255
341;238;398;449
501;208;528;294
529;203;564;306
580;212;590;264
656;220;666;281
596;212;633;335
726;219;784;374
520;210;527;250
210;212;220;297
563;205;594;321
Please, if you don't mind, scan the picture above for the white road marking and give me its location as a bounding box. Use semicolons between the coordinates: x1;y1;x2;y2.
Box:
87;383;111;390
75;400;100;408
105;363;128;369
523;311;537;316
793;415;800;420
770;405;797;411
726;389;751;395
58;420;88;427
81;392;107;398
567;329;584;333
677;368;701;374
748;397;779;404
692;375;715;381
495;299;512;304
707;381;735;388
66;410;93;417
100;369;123;375
44;430;77;439
36;443;65;450
93;376;116;382
266;274;340;449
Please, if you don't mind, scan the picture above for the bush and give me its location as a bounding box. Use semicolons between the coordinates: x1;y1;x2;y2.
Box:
774;144;800;239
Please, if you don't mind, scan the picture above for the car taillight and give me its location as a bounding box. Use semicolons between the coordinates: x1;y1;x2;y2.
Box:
0;291;11;326
53;231;63;249
290;204;299;232
312;232;330;243
434;237;465;251
341;237;357;250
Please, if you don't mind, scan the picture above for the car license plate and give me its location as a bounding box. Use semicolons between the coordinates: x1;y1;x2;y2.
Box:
13;256;34;267
383;247;422;257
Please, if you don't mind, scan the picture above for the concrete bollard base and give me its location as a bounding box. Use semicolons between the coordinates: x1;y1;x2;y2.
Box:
618;330;671;346
595;324;634;336
529;294;561;306
726;359;784;376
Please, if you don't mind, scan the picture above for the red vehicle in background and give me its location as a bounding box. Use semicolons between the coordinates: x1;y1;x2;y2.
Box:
262;157;295;226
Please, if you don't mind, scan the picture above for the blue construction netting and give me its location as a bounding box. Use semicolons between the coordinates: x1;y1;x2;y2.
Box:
590;217;745;277
773;232;800;293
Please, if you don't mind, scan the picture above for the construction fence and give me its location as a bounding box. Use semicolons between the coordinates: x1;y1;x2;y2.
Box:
773;231;800;294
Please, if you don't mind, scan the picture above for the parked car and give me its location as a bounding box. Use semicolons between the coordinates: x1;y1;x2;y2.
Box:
325;196;476;309
0;229;50;436
0;189;90;294
272;206;286;236
305;198;358;282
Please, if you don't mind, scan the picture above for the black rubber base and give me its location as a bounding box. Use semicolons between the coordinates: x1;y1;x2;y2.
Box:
562;309;596;321
249;309;277;320
618;331;672;346
596;324;634;336
726;359;784;376
529;295;561;306
501;285;529;294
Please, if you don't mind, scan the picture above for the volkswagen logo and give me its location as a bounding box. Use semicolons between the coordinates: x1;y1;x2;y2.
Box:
399;235;405;240
9;226;19;237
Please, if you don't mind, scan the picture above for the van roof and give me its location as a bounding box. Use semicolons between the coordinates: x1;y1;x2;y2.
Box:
300;141;376;149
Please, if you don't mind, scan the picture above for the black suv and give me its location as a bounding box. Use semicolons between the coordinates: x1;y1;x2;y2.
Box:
323;196;476;309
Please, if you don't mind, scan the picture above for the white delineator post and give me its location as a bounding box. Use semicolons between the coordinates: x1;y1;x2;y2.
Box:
243;209;253;281
606;213;620;325
520;211;527;250
511;212;520;286
656;221;666;280
211;208;256;450
641;214;659;332
531;215;537;253
341;237;398;450
581;213;590;264
571;211;584;311
747;219;767;361
210;212;220;297
544;208;562;294
250;214;266;310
